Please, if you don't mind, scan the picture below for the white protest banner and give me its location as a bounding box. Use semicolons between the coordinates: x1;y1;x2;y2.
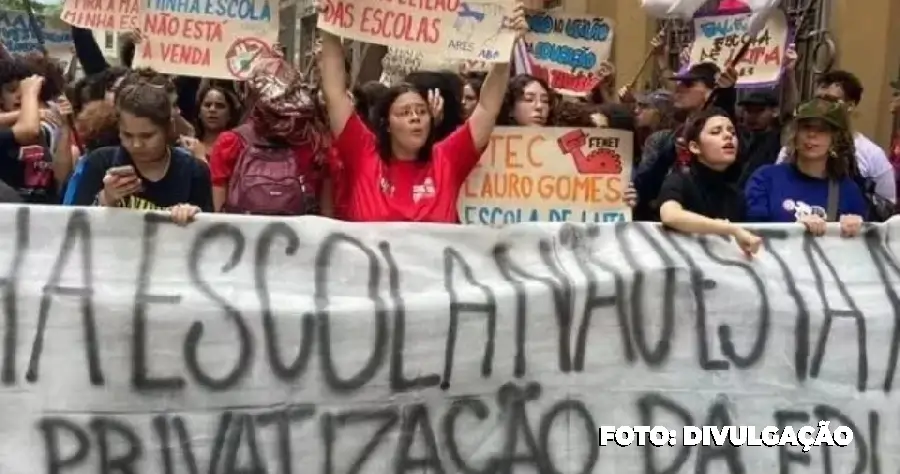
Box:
318;0;518;64
131;0;278;79
2;204;900;472
522;12;613;96
0;10;72;58
459;126;633;225
685;7;789;87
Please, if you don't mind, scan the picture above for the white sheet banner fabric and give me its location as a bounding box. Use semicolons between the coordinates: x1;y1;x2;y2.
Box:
2;205;900;473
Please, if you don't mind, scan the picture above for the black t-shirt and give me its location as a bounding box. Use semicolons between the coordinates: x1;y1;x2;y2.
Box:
68;146;213;211
0;125;59;204
657;163;745;221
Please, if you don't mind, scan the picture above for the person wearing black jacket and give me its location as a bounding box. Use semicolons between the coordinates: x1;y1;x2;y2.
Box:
630;62;738;220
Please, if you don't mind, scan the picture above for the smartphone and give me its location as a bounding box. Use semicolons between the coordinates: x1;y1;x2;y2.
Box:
108;165;136;177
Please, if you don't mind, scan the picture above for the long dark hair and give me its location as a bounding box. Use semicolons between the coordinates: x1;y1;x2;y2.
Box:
371;82;436;163
194;83;241;141
404;70;464;141
498;74;556;126
352;80;388;129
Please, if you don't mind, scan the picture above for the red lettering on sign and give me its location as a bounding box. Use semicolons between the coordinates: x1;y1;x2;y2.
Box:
391;0;460;13
323;0;355;28
549;70;599;95
181;19;224;42
360;7;440;43
62;10;114;29
160;42;211;66
144;12;182;37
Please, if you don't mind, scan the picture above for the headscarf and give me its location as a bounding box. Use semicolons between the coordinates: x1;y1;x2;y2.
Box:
246;57;325;151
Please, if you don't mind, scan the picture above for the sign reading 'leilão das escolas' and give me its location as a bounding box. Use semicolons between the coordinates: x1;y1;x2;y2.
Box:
317;0;518;64
1;205;899;472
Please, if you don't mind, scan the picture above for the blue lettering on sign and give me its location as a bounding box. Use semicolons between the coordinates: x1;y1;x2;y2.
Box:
547;209;572;222
0;11;72;54
533;41;596;71
153;0;272;21
525;13;610;42
699;17;748;38
478;48;499;60
579;210;625;222
563;18;610;42
463;206;541;225
525;13;554;34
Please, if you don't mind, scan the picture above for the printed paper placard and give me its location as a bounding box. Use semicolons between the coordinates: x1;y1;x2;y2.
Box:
61;0;138;31
459;126;633;225
522;12;614;96
132;0;279;79
686;8;789;88
318;0;517;64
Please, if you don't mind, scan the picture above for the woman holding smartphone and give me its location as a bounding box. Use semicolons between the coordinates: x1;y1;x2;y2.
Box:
64;82;213;224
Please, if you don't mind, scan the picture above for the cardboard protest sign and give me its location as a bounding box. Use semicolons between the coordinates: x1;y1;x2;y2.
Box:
61;0;138;31
1;205;900;472
318;0;518;64
459;126;632;225
686;8;789;87
522;12;614;96
0;10;72;58
132;0;278;79
381;46;488;84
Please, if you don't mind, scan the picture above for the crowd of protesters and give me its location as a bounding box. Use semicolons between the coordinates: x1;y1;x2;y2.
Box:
0;1;898;257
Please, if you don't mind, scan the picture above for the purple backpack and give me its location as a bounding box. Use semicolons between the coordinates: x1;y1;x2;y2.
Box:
223;124;318;215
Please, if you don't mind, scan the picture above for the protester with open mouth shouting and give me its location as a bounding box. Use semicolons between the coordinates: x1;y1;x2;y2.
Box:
316;1;527;223
657;107;762;257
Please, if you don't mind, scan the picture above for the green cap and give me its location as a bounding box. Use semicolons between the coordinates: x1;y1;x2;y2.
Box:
793;98;850;131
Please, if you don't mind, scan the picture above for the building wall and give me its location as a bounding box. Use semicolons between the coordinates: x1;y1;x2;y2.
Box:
589;0;900;147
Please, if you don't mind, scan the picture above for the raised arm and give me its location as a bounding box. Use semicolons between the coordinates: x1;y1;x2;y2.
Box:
467;3;526;150
317;31;354;136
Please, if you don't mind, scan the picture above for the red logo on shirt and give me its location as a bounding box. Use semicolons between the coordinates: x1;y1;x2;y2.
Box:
20;145;52;189
556;129;623;175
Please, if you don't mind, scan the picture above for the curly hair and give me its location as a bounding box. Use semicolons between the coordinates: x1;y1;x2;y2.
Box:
0;58;30;89
118;67;176;96
370;82;436;163
782;121;857;179
116;83;173;131
552;99;596;127
498;74;556;126
404;70;464;141
18;52;65;102
75;100;120;150
71;66;129;112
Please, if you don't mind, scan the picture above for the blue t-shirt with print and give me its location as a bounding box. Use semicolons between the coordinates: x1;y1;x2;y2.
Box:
744;163;867;222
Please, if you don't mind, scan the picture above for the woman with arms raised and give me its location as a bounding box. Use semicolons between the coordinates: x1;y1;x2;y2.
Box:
316;3;525;223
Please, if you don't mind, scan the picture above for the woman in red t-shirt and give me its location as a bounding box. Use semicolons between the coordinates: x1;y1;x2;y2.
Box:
317;5;526;223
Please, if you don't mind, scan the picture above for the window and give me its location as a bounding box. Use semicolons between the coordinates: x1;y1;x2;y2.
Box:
104;31;114;50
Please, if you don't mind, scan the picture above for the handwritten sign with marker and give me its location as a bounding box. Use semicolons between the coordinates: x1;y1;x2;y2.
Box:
0;10;72;58
686;8;789;87
318;0;517;63
0;205;899;472
132;0;278;79
60;0;138;31
459;127;632;225
523;12;614;96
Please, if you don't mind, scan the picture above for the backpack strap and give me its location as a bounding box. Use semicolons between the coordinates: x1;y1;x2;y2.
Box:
826;179;840;222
